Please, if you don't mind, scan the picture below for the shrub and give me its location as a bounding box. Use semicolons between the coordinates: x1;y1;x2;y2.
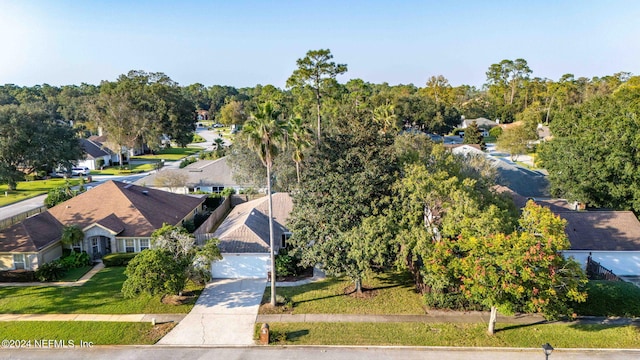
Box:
489;126;503;138
179;157;197;168
122;249;187;298
96;158;105;169
0;270;36;282
220;187;236;197
102;253;138;267
35;261;66;282
275;249;304;277
60;251;91;269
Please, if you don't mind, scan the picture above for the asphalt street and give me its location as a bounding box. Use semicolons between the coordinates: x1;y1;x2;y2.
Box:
1;346;639;360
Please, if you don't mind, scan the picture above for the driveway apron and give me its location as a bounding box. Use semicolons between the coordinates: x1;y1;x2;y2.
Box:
157;278;266;345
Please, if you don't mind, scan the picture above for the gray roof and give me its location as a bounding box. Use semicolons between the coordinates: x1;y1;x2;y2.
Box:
136;157;249;189
213;193;293;253
462;118;498;128
80;138;111;159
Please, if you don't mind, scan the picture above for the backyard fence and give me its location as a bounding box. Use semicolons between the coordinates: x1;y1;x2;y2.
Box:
586;255;621;281
0;206;47;230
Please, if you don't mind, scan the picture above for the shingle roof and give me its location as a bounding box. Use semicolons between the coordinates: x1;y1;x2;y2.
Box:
0;212;63;252
48;180;206;237
135;157;251;189
558;211;640;251
213;193;293;253
80;139;111;159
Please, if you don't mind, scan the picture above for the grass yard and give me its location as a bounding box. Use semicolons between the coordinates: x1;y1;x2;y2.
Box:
55;265;94;282
132;147;202;161
260;272;425;315
258;322;640;348
0;179;82;207
90;162;158;175
0;321;174;345
0;267;202;314
574;280;640;317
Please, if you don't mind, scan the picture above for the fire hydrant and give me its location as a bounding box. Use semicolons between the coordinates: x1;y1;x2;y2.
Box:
259;323;270;345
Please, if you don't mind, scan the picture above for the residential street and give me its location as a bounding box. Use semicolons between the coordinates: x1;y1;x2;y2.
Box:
1;346;639;360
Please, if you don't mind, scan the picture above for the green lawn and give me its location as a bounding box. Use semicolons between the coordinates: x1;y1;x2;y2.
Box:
56;266;93;282
0;267;202;314
258;322;640;348
574;280;640;317
0;321;173;345
0;178;82;207
261;272;425;315
132;147;202;161
90;162;158;175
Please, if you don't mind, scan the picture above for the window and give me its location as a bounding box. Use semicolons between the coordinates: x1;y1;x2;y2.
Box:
281;232;292;249
125;239;135;253
72;241;82;253
13;254;25;270
139;239;149;251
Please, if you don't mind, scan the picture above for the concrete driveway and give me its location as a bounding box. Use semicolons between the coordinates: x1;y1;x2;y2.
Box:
157;278;266;345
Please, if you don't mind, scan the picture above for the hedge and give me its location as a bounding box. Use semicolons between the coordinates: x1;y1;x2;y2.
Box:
102;253;138;267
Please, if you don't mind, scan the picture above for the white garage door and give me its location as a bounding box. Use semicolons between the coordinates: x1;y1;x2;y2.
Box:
211;254;270;278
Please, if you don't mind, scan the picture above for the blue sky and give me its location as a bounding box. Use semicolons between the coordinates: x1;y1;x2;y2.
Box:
1;1;639;88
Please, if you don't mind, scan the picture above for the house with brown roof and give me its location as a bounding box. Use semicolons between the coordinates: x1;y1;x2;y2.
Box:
558;210;640;276
0;180;206;270
209;193;293;278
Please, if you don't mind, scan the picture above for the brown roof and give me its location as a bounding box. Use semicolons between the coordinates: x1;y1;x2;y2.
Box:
0;212;63;252
558;211;640;251
48;180;206;237
213;193;293;253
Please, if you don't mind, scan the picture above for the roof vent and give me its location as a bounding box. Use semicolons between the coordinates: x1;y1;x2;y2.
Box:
142;190;149;195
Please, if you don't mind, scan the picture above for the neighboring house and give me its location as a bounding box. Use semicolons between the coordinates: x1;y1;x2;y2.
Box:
557;210;640;276
0;212;63;271
209;193;293;278
77;138;116;170
88;135;132;163
135;157;260;194
461;117;499;129
196;109;209;121
0;180;206;270
499;189;640;277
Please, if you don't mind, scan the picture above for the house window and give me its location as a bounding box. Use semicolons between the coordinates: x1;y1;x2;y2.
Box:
281;232;292;249
139;239;149;251
125;239;135;253
72;241;82;253
13;254;26;270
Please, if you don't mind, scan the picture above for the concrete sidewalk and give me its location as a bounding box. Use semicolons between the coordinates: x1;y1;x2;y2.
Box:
0;262;104;287
0;313;185;323
257;312;640;326
258;312;546;325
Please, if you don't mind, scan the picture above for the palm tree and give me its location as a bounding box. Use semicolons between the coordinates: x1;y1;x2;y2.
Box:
372;103;399;134
243;102;286;307
287;117;313;184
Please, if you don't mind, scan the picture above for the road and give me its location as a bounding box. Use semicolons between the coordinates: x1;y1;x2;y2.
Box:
0;173;151;222
1;346;638;360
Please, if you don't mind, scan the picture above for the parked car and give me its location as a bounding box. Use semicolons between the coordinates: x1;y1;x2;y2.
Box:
213;123;224;128
71;167;90;176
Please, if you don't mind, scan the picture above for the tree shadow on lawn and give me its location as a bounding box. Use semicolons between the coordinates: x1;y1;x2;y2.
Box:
497;320;549;333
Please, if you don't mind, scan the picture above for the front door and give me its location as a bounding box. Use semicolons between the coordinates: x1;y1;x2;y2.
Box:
91;238;101;260
101;236;112;255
